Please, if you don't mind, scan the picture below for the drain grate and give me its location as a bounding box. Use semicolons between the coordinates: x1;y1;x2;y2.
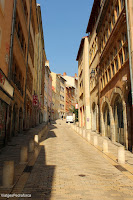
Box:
23;165;33;173
114;165;127;171
79;174;86;177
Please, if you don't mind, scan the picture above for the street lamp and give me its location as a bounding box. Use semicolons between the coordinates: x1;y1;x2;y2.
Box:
91;69;95;78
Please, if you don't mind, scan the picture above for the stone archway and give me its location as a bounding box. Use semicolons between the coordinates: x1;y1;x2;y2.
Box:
100;97;112;138
92;102;97;131
110;87;128;148
102;102;111;139
113;95;124;145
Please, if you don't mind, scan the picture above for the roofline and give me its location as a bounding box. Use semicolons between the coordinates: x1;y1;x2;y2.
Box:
86;0;100;33
76;36;88;61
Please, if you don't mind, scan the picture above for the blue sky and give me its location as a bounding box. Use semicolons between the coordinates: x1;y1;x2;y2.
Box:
37;0;93;76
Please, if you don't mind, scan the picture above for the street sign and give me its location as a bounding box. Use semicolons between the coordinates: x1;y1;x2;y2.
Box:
33;95;38;106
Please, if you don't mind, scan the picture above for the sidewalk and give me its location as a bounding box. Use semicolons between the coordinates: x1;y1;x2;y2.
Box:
71;124;133;180
0;122;49;198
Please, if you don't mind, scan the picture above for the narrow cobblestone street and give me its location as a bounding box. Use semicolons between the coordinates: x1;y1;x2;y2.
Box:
18;120;133;200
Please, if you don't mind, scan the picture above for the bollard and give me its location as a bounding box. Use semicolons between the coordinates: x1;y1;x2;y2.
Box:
3;161;14;187
80;128;82;135
20;146;28;163
34;135;39;145
94;135;98;146
118;146;125;164
34;146;39;158
87;132;91;142
29;139;34;152
83;130;86;138
102;139;108;153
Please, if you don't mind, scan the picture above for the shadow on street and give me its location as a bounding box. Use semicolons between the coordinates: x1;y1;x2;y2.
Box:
21;146;55;200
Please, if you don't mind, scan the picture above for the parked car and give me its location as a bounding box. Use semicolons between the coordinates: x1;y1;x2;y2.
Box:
66;115;74;123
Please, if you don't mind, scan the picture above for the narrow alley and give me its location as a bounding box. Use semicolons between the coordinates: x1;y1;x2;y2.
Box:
16;120;133;200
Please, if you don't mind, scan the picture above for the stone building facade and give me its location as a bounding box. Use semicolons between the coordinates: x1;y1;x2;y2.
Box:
0;0;14;147
79;0;133;151
96;0;132;150
0;0;49;148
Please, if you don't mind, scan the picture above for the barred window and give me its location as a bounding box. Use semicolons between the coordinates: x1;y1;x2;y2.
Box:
116;4;119;17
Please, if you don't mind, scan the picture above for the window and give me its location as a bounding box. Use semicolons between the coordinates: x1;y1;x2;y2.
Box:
109;21;112;33
118;40;122;49
112;15;115;25
124;46;128;61
103;75;105;86
119;53;123;65
108;68;111;80
110;53;113;62
114;47;117;56
116;4;119;17
123;33;127;43
0;0;5;12
121;0;124;9
106;29;108;39
112;63;115;76
115;59;119;71
101;78;103;89
106;71;108;83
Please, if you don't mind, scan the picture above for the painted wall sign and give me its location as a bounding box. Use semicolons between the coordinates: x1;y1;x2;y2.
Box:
33;95;38;106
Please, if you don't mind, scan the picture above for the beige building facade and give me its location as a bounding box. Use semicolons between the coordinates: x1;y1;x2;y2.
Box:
76;0;133;151
76;37;91;129
51;72;60;119
58;75;66;118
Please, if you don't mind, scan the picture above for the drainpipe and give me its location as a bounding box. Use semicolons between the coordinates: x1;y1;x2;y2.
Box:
23;0;32;129
8;0;17;80
125;0;133;106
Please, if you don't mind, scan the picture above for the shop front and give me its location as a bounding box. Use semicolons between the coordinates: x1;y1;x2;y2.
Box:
0;69;14;148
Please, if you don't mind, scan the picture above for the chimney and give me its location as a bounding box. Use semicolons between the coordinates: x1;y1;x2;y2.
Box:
63;72;67;76
75;73;77;77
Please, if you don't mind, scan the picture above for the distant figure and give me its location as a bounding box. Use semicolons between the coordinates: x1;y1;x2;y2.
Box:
62;115;63;120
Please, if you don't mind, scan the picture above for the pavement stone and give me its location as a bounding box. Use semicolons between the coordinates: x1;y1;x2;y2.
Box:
0;122;48;200
16;120;133;199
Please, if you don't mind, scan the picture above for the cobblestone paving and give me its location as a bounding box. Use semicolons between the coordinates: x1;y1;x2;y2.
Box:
20;120;133;200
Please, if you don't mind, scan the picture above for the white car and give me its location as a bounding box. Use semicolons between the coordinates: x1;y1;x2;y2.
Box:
66;116;74;123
